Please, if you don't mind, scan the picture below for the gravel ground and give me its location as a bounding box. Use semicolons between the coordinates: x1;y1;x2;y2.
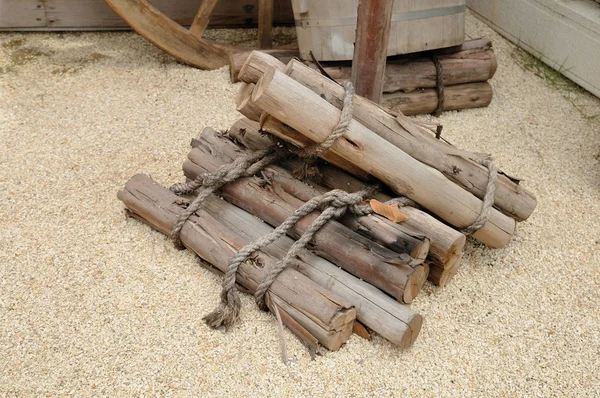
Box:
1;14;599;397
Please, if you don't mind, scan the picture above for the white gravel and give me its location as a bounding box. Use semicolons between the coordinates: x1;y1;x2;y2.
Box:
1;14;599;397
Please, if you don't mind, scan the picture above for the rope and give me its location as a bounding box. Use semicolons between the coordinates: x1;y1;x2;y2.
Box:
298;81;355;158
203;187;375;329
432;54;445;117
203;82;358;329
169;148;281;248
461;159;498;235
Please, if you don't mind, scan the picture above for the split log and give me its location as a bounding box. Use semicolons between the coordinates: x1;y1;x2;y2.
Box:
282;59;537;222
227;117;464;268
251;68;517;248
118;174;356;350
314;38;498;93
382;82;493;116
183;129;427;303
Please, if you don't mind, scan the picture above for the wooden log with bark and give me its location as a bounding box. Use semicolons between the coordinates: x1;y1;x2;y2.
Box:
199;124;430;262
183;128;428;303
311;38;498;93
118;174;356;351
282;59;537;222
381;82;493;116
226;118;450;263
250;68;517;248
235;53;536;222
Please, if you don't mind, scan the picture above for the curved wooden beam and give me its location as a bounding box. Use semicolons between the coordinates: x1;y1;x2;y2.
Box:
105;0;229;70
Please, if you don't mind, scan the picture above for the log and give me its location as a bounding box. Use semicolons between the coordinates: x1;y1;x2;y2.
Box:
382;82;493;116
236;54;536;221
184;129;427;303
236;83;263;121
282;59;537;222
316;163;466;268
118;174;356;350
237;50;287;85
251;68;516;248
227;117;465;268
229;47;298;82
350;0;394;103
223;119;430;261
125;172;422;348
429;253;463;287
314;38;497;93
199;127;429;261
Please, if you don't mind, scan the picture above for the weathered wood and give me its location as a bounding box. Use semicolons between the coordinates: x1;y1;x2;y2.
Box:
317;164;466;267
258;0;274;49
238;50;288;84
382;82;493;115
282;59;537;222
291;0;465;61
189;0;219;38
429;253;462;287
229;47;298;82
184;129;427;303
104;0;229;69
313;38;497;93
222;120;430;261
350;0;394;103
118;174;356;350
1;0;295;30
252;68;516;248
259;114;371;181
236;83;263;121
228;117;465;268
183;130;423;347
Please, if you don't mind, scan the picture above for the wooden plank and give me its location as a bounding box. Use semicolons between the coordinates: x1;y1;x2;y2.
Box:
0;0;45;28
351;0;394;102
0;0;295;30
468;0;600;98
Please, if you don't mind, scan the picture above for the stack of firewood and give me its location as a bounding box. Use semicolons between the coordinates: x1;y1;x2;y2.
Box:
118;49;536;354
230;38;498;116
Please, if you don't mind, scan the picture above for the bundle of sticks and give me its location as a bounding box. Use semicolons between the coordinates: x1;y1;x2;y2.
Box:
118;49;535;354
230;38;498;116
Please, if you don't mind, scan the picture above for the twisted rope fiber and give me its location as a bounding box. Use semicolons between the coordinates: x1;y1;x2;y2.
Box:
461;159;498;235
432;54;445;116
204;82;360;329
169;148;280;246
204;187;375;329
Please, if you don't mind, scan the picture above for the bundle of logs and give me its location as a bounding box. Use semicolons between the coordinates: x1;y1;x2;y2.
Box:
118;49;536;355
230;38;498;116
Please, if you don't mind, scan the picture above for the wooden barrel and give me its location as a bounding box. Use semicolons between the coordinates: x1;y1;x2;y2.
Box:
291;0;466;61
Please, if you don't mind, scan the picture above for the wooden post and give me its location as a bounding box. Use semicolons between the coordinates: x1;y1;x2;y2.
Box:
258;0;274;49
350;0;394;103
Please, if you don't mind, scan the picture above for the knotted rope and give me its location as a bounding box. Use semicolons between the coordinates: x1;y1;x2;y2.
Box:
204;187;375;329
169;147;281;248
432;54;445;117
169;81;357;329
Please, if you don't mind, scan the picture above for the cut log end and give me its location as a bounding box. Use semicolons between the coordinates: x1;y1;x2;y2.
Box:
403;265;427;304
